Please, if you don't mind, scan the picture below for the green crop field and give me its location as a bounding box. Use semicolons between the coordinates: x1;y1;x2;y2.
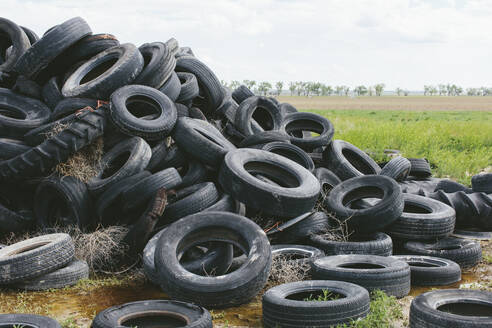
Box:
304;108;491;184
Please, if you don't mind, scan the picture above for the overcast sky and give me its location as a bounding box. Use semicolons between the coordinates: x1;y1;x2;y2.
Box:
3;0;492;90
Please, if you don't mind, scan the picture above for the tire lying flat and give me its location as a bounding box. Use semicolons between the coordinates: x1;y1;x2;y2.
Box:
392;255;461;286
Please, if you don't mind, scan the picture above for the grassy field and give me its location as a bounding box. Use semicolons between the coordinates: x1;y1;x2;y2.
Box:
278;95;492;111
279;96;492;184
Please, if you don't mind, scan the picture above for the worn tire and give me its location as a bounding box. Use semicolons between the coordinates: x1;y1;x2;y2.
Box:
262;280;370;328
0;138;30;160
232;85;254;104
386;193;456;241
271;212;330;244
435;179;473;193
313;167;341;198
308;232;393;256
92;300;212;328
155;211;271;308
176;71;199;104
15;260;89;291
51;97;98;120
134;41;175;89
409;289;492;327
281;112;335;150
235;96;283;136
261;142;314;172
239;131;291;148
408;158;432;178
312;254;411;298
219;148;320;217
472;173;492;193
380;156;411;182
0;17;30;73
392;255;461;286
0;233;74;284
0;314;61;328
402;237;482;269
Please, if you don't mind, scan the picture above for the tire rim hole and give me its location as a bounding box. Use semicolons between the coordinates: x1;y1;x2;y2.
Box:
342;186;384;208
0;107;27;119
267;147;305;168
403;203;432;214
126;95;162;120
252;107;275;131
244;161;300;188
285;289;346;301
80;55;118;85
437;301;492;316
101;151;131;179
337;262;386;269
407;261;439;268
342;148;376;174
120;311;189;327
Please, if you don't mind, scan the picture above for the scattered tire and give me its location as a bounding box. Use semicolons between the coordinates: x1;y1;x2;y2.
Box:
402;237;482;268
0;108;105;180
219;148;320;217
260;142;315;172
322;139;381;180
0;138;30;160
472;173;492;193
452;229;492;240
262;280;370;328
109;84;177;140
410;289;492;327
158;70;181;102
0;314;61;328
386;193;456;241
0;233;74;284
15;260;89;291
408;158;432;178
232;85;254;104
324;175;404;233
134;41;175;89
176;71;199;104
392;255;461;286
380;156;411;182
154;212;271;308
62;43;144;99
42;76;64;109
311;254;411;298
309;232;393;256
280;112;335;150
270;212;330;243
51;97;98;121
235;96;283;136
0;17;30;72
271;244;324;269
34;175;93;229
88;136;151;196
92;300;212;328
313;167;341;199
435;179;473;193
238;131;291;148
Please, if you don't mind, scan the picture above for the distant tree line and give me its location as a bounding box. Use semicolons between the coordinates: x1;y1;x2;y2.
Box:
220;80;492;96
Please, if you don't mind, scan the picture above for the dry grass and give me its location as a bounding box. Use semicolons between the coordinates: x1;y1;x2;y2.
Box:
278;95;492;111
267;254;310;288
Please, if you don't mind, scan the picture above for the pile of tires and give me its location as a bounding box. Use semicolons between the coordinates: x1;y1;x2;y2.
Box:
0;16;491;328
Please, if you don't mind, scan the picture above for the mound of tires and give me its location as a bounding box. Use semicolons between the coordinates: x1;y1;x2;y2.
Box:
0;16;490;328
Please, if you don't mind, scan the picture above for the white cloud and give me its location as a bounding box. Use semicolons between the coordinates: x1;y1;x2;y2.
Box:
2;0;492;89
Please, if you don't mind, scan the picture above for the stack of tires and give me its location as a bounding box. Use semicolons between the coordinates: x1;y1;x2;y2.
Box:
0;16;490;328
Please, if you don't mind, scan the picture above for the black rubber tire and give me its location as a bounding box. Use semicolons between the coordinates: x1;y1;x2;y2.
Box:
175;103;190;117
402;237;482;269
472;173;492;193
160;182;220;225
173;117;236;167
42;76;64;109
88;136;151;196
452;229;492;240
92;300;212;328
0;314;61;328
175;56;225;114
146;140;168;172
159;70;181;102
155;211;272;308
409;289;492;327
176;72;199;104
313;167;341;199
261;142;314;172
51;97;98;120
62;43;144;99
0;88;51;138
203;193;237;213
262;280;370;328
281;112;335;150
121;168;182;210
308;232;393;256
23;112;78;146
386;193;456;241
157;144;187;170
14;17;92;80
189;107;207;120
392;255;461;286
232;85;254;104
0;202;34;233
178;160;209;188
279;102;298;116
380;156;411;182
408;158;432;178
109;84;177;140
34;175;93;230
219;148;320;217
0;138;30;160
165;37;179;55
239;131;291;148
235;96;283;136
0;233;74;284
322;139;381;180
271;212;330;244
0;108;105;180
15;260;89;291
21;26;39;45
134;41;175;88
95;171;151;226
312;254;411;298
435;179;473;193
324;175;404;233
0;18;30;73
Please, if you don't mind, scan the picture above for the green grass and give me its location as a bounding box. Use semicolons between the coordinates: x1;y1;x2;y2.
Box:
304;289;341;301
308;109;492;184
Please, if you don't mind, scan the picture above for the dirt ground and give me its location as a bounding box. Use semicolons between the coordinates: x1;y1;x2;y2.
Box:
277;96;492;111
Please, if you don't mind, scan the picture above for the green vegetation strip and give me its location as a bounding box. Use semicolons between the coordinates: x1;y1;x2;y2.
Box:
308;109;492;184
